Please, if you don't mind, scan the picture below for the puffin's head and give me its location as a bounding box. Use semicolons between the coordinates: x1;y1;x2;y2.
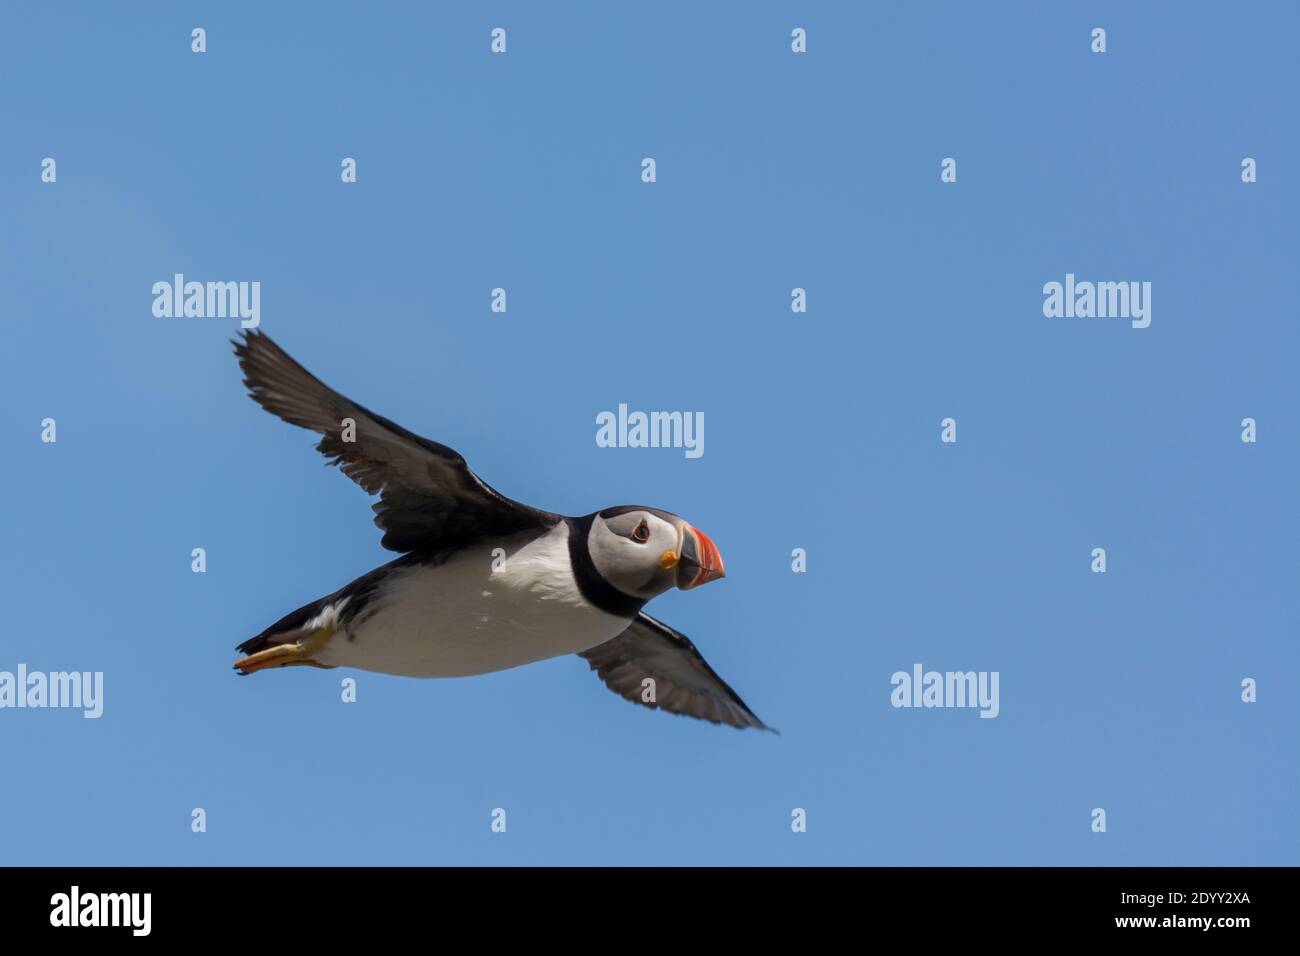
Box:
584;506;725;601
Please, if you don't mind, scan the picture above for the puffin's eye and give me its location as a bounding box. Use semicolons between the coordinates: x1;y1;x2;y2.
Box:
632;521;650;543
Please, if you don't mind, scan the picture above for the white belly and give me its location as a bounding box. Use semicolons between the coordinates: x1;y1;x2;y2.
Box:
314;525;632;678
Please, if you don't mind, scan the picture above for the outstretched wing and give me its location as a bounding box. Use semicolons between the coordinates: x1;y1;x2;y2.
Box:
580;612;772;731
234;330;558;553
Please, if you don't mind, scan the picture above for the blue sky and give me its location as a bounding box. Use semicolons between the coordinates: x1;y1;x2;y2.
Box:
1;2;1296;865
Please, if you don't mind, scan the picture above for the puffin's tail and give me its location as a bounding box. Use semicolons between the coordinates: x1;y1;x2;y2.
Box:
234;629;299;660
236;594;322;656
235;596;342;675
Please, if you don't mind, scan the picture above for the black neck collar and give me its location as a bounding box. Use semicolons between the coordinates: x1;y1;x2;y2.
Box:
566;515;647;619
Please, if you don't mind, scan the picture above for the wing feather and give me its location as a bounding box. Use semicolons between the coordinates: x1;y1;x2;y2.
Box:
580;612;772;731
234;331;556;552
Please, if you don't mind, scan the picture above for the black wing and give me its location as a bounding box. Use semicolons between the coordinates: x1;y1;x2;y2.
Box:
234;330;558;553
580;612;772;731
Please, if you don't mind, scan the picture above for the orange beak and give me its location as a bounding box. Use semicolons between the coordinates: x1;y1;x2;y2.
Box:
676;525;726;590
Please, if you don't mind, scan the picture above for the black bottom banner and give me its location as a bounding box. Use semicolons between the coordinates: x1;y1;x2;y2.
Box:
0;865;1282;942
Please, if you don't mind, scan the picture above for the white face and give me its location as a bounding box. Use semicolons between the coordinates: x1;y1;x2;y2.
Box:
586;510;681;600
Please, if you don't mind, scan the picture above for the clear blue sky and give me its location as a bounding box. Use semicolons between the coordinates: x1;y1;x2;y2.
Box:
1;2;1296;865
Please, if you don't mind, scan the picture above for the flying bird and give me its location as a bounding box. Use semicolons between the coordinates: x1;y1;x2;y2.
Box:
231;331;770;731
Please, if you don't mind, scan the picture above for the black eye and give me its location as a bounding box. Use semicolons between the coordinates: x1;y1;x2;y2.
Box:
632;521;650;543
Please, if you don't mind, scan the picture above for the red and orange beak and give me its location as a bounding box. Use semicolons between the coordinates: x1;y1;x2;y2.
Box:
676;525;726;590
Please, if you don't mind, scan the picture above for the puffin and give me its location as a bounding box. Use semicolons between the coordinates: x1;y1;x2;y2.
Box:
231;331;771;731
